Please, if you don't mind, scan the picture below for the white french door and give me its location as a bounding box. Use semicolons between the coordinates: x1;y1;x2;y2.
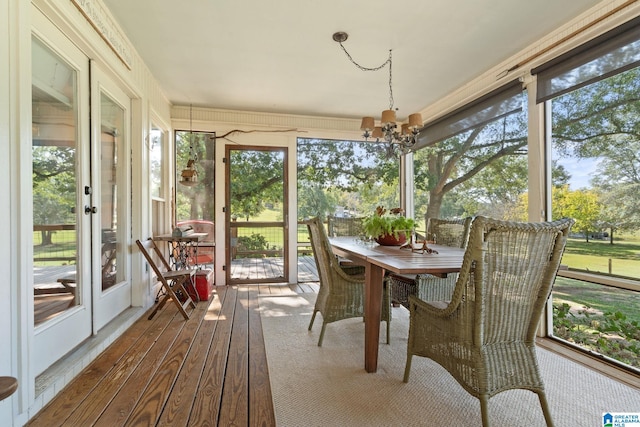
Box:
31;9;132;375
31;16;92;375
90;64;132;332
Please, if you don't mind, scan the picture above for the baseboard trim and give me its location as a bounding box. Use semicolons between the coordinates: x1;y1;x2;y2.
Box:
536;337;639;390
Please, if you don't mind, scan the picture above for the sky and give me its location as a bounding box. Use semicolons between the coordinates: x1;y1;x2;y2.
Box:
556;157;598;190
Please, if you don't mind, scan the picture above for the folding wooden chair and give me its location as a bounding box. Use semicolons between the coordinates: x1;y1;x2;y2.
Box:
136;238;197;320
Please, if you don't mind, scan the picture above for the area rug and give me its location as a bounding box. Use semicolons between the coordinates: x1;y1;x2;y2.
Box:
259;292;639;427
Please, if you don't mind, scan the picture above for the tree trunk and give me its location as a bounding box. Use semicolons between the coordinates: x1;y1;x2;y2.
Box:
40;230;53;246
425;190;444;222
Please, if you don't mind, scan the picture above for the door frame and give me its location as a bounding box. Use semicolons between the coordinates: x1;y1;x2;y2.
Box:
90;62;132;332
31;13;92;376
224;144;289;284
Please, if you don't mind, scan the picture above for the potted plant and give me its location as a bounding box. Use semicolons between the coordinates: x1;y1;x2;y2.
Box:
362;206;416;246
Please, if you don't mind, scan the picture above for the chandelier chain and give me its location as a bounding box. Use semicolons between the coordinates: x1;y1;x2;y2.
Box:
189;104;197;162
337;42;394;110
332;31;421;155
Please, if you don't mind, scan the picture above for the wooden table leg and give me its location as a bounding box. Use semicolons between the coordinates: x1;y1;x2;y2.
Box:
364;263;384;373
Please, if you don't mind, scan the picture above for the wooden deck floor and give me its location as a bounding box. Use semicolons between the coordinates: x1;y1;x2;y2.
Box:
33;256;318;325
230;255;318;282
27;283;317;426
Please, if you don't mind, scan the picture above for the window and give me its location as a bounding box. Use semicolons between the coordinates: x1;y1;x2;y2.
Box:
175;130;216;223
174;130;216;266
533;16;640;370
297;138;401;220
296;138;400;282
150;125;164;200
412;80;528;223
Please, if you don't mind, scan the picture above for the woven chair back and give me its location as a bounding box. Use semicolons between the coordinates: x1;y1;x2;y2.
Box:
425;216;472;248
306;217;334;292
327;215;365;237
454;216;574;345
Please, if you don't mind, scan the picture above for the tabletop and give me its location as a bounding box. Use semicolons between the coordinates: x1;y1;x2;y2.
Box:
329;236;465;276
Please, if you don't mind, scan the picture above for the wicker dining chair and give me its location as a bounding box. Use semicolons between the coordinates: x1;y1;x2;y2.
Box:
327;215;367;275
327;215;365;238
403;216;574;427
389;216;472;308
306;217;391;346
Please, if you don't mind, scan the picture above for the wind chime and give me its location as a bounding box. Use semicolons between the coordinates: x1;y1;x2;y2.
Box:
179;104;198;186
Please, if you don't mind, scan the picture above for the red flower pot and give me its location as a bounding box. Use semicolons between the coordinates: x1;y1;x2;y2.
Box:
375;232;407;246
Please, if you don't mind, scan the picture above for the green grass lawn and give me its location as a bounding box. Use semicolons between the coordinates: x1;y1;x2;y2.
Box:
562;237;640;279
33;229;77;266
552;276;639;318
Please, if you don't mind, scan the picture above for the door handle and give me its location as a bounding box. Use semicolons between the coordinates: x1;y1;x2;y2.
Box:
84;205;97;215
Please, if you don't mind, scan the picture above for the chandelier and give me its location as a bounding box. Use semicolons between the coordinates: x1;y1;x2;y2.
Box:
333;31;422;153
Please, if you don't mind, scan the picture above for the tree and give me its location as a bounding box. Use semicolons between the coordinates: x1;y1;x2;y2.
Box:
297;139;398;192
413;109;529;219
551;68;640;240
297;182;337;220
297;139;399;220
590;142;640;241
229;149;284;220
176;131;215;222
552;185;601;241
411;66;640;226
453;154;529;219
32;146;76;245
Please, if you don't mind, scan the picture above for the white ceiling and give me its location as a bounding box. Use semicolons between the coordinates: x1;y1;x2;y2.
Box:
102;0;603;121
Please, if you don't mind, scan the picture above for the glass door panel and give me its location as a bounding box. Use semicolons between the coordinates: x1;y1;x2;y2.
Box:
32;36;80;323
31;32;92;375
91;65;131;331
98;94;122;291
225;146;288;284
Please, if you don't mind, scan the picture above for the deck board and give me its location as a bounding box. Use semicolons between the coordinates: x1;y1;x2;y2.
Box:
219;287;250;425
249;288;276;426
29;268;316;427
30;286;287;427
157;287;225;426
123;302;209;426
90;310;188;426
188;286;234;426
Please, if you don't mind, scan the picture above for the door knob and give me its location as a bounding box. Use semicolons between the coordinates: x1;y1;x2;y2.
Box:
84;205;97;214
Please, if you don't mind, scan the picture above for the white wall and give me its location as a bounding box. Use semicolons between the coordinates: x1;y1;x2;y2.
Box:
0;0;15;422
1;0;173;423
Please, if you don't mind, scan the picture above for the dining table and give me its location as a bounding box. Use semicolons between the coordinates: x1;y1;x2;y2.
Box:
329;236;466;373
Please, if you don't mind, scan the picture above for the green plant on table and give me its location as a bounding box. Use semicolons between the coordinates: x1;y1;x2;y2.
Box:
362;206;416;239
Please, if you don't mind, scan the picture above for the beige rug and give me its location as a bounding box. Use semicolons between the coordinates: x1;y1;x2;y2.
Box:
259;292;639;427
